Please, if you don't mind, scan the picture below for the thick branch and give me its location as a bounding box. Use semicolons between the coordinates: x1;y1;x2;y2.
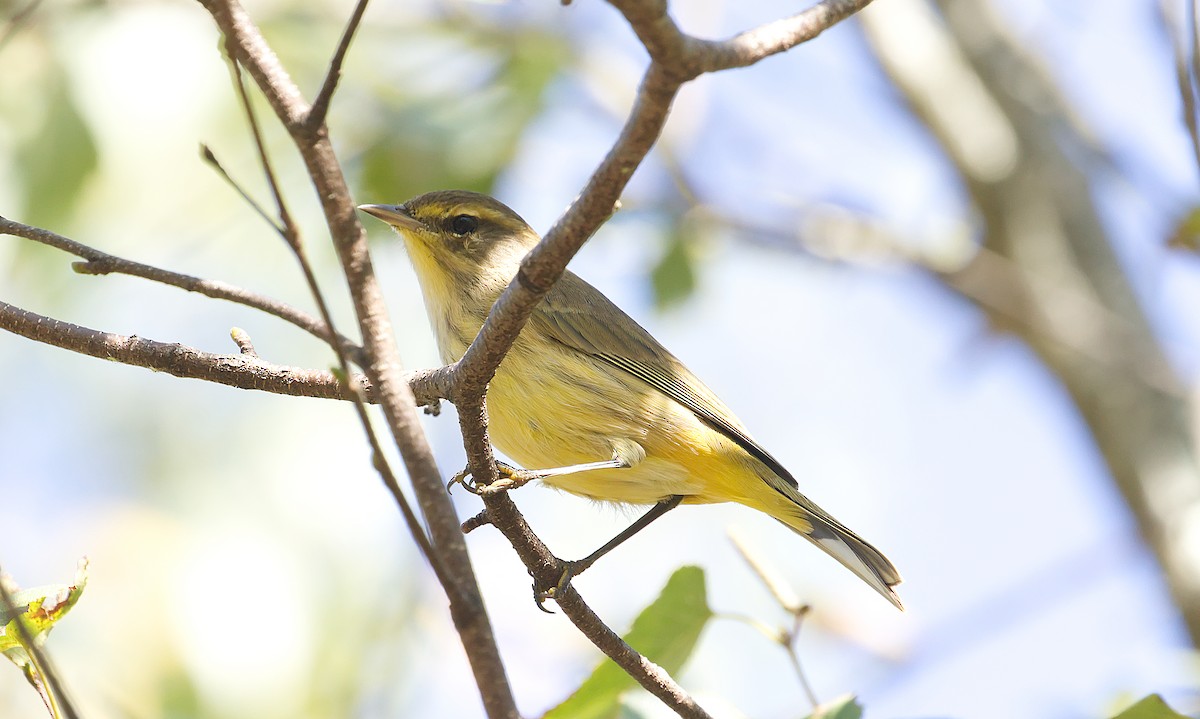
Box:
446;64;683;505
438;1;878;714
864;0;1200;642
450;0;881;441
196;1;517;715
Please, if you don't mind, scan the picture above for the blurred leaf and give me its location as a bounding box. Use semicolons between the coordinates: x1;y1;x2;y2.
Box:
356;25;569;202
1110;694;1189;719
0;558;89;653
616;705;649;719
1168;206;1200;253
1;558;88;717
15;66;97;228
803;694;863;719
650;230;697;310
543;566;712;719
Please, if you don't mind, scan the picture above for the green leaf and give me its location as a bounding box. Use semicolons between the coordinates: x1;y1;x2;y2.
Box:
804;694;863;719
15;67;98;228
544;566;712;719
1168;206;1200;253
354;25;568;205
1109;694;1189;719
650;231;697;310
1;558;89;658
1;558;89;717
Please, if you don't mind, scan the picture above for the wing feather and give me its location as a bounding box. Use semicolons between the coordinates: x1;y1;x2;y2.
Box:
531;272;799;491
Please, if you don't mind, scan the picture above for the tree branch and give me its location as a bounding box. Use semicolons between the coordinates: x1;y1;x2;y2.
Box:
479;493;714;719
434;1;878;714
0;215;365;364
864;0;1200;642
6;0;881;714
0;300;372;401
697;0;877;72
220;31;458;596
196;1;518;715
305;0;369;130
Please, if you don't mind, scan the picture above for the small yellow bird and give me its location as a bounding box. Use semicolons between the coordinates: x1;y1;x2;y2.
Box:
360;191;903;609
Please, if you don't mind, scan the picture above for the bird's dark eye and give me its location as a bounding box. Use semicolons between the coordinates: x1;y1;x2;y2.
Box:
450;214;478;236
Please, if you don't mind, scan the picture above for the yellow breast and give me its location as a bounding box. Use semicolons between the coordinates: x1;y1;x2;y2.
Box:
482;340;760;505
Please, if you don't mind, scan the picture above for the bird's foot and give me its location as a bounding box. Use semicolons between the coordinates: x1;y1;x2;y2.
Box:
447;460;539;496
533;559;583;613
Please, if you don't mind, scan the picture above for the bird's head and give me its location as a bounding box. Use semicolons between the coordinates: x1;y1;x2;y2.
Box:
359;190;540;292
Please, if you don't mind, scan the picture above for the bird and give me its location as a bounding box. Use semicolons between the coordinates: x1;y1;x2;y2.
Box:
359;190;903;609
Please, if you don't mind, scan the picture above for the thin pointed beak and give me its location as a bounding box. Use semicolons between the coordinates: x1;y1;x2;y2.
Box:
357;203;423;231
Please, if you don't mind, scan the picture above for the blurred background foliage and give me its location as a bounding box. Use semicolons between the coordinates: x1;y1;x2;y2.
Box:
3;0;1200;718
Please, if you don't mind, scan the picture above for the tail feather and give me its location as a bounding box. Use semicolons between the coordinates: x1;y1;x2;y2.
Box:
774;495;904;610
802;513;904;610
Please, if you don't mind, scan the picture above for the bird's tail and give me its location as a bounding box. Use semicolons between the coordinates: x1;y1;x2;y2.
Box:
776;490;904;610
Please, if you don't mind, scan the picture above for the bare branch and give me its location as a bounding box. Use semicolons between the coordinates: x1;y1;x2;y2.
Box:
696;0;876;72
480;492;714;719
0;0;42;52
229;327;259;356
1162;0;1200;180
0;216;365;364
306;0;370;130
220;29;458;604
196;0;518;713
0;300;372;400
449;64;681;487
201;144;284;234
448;0;880;484
1;0;886;714
603;0;875;75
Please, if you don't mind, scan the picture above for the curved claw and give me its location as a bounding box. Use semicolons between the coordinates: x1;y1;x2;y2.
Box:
446;468;483;495
533;583;556;614
533;561;579;610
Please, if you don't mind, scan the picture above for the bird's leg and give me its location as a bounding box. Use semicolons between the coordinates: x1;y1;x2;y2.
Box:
452;441;644;496
448;456;628;495
536;494;685;609
479;457;629;495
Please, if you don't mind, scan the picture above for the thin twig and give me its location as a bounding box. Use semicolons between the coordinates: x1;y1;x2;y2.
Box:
201;144;284;234
728;528;803;614
2;0;887;714
197;1;519;714
230;326;259;356
222;44;455;596
0;215;365;364
0;0;42;52
0;300;375;401
222;53;298;250
697;0;876;72
727;529;818;707
480;492;714;719
1163;0;1200;179
306;0;370;130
